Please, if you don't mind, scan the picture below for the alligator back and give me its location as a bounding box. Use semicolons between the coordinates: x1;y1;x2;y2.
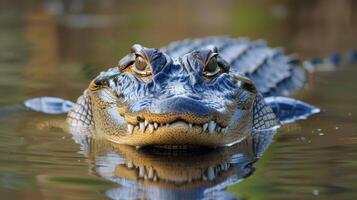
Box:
163;36;305;97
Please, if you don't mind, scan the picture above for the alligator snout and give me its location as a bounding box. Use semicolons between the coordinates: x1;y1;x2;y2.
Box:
149;97;214;117
125;97;217;125
121;96;229;136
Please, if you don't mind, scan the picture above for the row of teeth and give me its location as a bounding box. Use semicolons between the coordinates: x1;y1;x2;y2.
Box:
124;160;231;182
127;120;228;134
126;160;159;181
203;162;231;181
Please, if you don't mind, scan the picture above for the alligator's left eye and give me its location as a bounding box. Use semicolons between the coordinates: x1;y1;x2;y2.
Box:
131;55;152;77
203;55;221;78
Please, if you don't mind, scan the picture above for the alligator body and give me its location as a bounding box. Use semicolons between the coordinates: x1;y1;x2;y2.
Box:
26;36;319;147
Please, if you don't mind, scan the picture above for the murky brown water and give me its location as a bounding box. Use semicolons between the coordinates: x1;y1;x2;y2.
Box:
0;1;357;199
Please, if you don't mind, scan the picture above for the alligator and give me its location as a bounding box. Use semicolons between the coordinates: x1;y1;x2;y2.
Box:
25;36;321;147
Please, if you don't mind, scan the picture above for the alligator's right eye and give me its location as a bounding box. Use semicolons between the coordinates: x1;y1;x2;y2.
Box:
131;55;152;77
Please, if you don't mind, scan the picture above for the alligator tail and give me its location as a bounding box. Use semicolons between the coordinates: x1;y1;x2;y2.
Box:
303;50;357;72
267;49;357;98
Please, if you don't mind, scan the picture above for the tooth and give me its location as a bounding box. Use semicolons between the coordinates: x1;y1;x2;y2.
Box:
153;175;158;182
202;175;207;181
207;166;215;180
148;167;154;179
139;122;145;133
139;166;145;178
208;121;216;134
148;124;154;133
223;127;228;134
189;123;193;128
203;123;208;131
217;127;221;132
220;163;225;170
166;124;169;127
127;160;133;169
154;122;158;129
222;163;226;171
128;124;134;134
144;120;149;127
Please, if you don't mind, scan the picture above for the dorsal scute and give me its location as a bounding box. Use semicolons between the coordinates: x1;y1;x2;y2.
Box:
162;36;306;97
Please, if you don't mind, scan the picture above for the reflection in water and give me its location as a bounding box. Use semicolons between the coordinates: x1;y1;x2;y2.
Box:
71;128;276;200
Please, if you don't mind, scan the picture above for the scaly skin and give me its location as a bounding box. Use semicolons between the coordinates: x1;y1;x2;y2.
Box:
67;37;306;147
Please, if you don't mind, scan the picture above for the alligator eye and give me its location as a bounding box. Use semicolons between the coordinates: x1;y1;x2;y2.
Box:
131;55;152;76
203;55;221;78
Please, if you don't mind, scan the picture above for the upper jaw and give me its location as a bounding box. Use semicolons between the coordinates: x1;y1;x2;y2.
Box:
120;101;232;135
125;118;229;135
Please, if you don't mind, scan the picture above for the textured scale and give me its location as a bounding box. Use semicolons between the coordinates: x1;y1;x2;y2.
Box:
252;95;279;130
163;36;305;96
66;90;93;127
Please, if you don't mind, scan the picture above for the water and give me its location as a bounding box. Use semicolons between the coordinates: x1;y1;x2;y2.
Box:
0;1;357;199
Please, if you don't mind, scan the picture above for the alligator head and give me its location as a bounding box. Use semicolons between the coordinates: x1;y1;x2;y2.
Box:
83;44;278;146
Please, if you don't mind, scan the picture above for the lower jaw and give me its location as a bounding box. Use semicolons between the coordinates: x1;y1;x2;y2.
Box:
105;122;250;147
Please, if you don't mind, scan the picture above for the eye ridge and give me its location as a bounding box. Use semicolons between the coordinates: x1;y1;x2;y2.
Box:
131;55;152;76
203;55;221;78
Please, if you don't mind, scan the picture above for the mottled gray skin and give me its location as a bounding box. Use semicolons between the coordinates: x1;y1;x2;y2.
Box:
67;37;306;147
